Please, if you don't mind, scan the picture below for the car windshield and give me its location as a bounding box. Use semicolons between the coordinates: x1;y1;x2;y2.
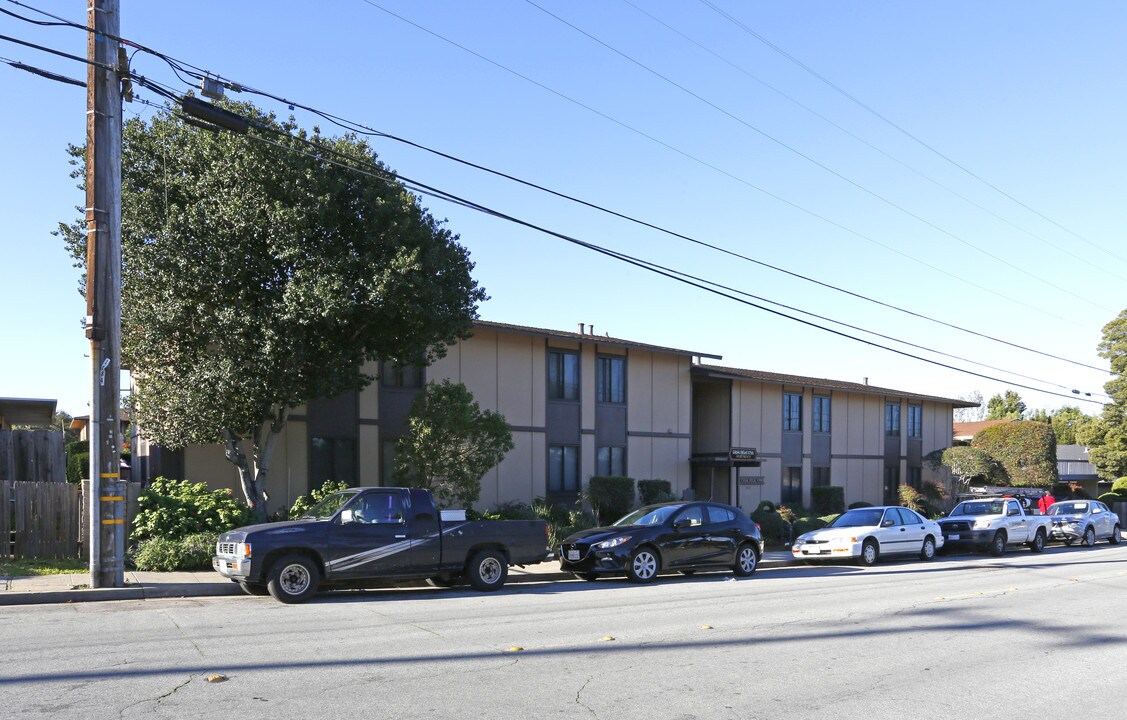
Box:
614;504;684;527
1049;502;1088;515
828;508;885;528
300;490;360;519
950;500;1005;516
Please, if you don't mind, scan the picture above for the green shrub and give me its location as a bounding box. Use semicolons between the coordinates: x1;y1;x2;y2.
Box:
819;514;841;525
132;532;216;571
585;476;635;524
289;479;350;519
848;501;873;509
638;479;674;505
66;451;88;483
751;502;787;544
1097;493;1122;505
1112;477;1127;496
811;486;845;516
131;477;255;544
532;496;572;526
791;516;828;537
549;509;597;550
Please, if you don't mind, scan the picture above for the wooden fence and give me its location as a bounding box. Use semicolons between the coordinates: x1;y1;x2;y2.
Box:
1;481;142;559
0;429;65;484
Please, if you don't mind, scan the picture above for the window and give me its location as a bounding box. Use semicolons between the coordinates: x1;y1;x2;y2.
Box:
548;445;579;493
883;466;900;505
596;446;626;476
381;360;422;388
812;467;831;488
548;350;579;401
707;506;735;523
352;492;405;524
782;467;802;504
783;393;802;432
907;466;921;489
813;395;831;433
675;505;704;526
908;405;922;438
310;436;357;488
596;356;625;403
885;402;901;436
881;508;902;526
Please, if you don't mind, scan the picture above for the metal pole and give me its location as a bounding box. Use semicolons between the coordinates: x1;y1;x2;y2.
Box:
86;0;124;588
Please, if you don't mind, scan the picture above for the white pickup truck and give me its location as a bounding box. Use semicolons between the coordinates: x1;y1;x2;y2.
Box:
937;497;1051;555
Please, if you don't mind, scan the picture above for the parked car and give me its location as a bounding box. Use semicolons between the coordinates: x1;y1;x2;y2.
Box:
1046;500;1122;546
791;505;944;566
938;496;1051;555
558;501;763;583
213;487;549;603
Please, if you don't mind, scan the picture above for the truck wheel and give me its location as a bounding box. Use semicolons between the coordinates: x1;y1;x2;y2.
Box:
988;531;1007;557
467;549;507;591
1110;525;1121;545
626;546;661;582
238;581;269;596
1029;529;1046;553
733;542;759;577
858;539;879;566
267;554;320;604
1082;526;1096;547
919;536;936;561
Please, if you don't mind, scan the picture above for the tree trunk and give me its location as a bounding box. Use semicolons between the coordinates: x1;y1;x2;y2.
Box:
224;428;265;522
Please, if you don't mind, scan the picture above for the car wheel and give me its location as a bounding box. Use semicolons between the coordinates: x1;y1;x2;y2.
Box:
237;581;269;596
267;554;320;604
467;549;507;591
988;531;1007;557
1029;529;1046;553
625;546;660;583
1110;525;1121;545
1082;526;1096;547
919;536;937;561
858;539;879;567
733;542;759;577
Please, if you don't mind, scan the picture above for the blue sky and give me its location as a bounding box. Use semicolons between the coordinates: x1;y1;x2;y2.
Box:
1;1;1123;418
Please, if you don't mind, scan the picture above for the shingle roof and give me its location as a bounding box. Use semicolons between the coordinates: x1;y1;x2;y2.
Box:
693;365;979;407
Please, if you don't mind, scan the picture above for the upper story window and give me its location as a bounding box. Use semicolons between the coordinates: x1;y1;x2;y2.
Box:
907;405;922;438
596;356;625;404
548;350;579;401
381;360;422;388
783;393;802;432
812;395;831;433
885;402;901;436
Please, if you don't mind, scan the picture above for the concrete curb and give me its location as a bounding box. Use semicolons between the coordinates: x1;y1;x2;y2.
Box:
1;554;792;606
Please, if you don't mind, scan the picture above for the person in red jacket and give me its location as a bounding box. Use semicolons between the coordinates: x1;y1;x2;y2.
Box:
1038;491;1055;515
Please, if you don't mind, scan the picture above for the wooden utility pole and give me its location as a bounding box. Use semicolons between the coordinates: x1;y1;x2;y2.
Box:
85;0;124;588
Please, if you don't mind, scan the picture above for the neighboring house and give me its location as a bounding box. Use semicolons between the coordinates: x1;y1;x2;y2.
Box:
1056;444;1104;498
952;419;1013;445
134;320;975;516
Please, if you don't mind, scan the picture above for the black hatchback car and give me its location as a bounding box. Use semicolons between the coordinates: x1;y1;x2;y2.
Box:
559;501;764;583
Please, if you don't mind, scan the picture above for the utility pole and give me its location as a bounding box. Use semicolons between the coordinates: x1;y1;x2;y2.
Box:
86;0;124;588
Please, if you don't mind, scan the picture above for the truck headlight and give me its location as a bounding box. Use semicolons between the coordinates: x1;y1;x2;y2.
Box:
972;519;993;530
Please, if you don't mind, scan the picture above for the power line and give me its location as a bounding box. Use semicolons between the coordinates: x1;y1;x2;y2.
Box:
3;0;1090;325
523;0;1114;313
142;95;1106;404
697;0;1127;268
618;0;1127;286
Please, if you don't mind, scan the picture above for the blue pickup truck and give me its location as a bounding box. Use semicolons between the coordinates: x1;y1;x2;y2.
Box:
213;486;550;603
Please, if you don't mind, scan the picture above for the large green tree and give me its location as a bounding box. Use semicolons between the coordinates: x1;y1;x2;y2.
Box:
970;421;1058;487
61;101;486;519
1081;308;1127;479
393;380;514;509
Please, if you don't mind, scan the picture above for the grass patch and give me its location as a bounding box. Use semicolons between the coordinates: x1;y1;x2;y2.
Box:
0;557;88;577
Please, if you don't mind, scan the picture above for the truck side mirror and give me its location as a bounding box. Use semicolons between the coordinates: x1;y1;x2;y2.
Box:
340;508;355;523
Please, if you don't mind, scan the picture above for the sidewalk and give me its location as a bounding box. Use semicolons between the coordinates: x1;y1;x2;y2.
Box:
0;551;793;606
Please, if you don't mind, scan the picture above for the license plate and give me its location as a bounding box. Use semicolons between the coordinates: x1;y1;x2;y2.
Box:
567;549;579;561
948;534;960;540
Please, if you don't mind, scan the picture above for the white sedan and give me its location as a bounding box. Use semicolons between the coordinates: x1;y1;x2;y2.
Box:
792;505;945;566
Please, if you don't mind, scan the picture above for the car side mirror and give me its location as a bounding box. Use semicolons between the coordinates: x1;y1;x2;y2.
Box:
881;519;895;528
673;518;692;529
